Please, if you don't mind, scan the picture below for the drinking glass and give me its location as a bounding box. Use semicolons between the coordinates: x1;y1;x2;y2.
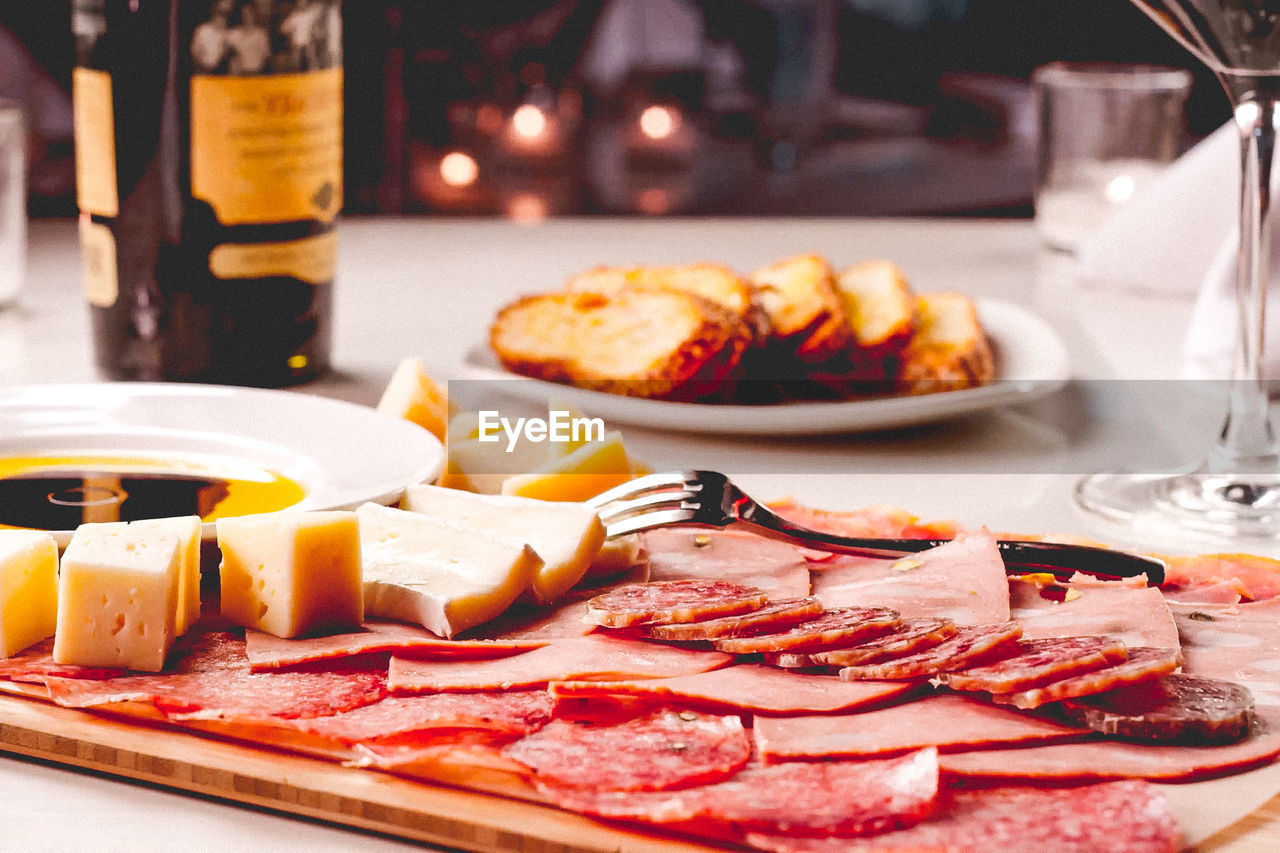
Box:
1075;2;1280;541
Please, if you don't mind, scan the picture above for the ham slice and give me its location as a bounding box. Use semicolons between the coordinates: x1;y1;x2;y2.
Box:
752;694;1087;761
245;621;545;671
809;530;1010;625
1010;576;1180;650
43;629;387;721
1172;599;1280;707
549;663;917;715
538;749;940;839
388;634;731;693
1163;553;1280;602
745;780;1180;853
939;704;1280;782
642;528;812;599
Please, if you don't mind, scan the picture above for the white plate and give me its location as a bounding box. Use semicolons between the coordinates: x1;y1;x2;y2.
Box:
464;299;1070;436
0;383;445;545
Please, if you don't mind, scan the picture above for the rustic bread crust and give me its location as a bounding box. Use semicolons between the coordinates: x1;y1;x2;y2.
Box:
896;292;995;394
490;289;740;400
747;253;851;363
835;260;917;354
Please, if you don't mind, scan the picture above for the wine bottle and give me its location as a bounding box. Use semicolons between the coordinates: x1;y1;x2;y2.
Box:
72;0;342;387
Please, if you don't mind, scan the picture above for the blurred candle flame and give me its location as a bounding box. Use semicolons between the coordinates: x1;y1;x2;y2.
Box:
638;105;680;141
512;104;550;140
439;151;479;188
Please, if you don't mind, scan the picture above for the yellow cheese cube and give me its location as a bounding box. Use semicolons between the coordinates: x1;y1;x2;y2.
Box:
376;357;450;442
79;517;203;635
217;510;363;639
54;525;181;672
0;530;59;657
401;484;606;604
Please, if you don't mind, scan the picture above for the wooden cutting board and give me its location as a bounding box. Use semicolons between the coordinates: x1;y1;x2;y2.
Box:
0;690;720;853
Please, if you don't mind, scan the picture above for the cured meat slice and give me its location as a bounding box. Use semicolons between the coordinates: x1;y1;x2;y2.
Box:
809;530;1010;626
586;580;768;628
939;637;1128;694
1009;576;1179;649
765;499;958;541
1172;599;1280;706
0;638;123;683
538;749;940;838
712;607;900;654
646;597;824;641
245;621;545;671
388;634;731;693
991;647;1181;710
744;780;1180;853
939;704;1280;782
1061;674;1255;743
1163;552;1280;602
806;618;957;667
837;621;1023;681
291;690;555;744
642;528;812;600
502;709;750;791
752;694;1087;761
549;663;916;715
43;630;387;720
475;594;598;642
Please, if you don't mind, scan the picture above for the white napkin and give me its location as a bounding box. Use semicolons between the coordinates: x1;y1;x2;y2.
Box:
1073;121;1280;379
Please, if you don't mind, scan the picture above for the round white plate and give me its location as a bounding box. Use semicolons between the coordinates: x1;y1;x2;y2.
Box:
464;299;1070;436
0;383;444;545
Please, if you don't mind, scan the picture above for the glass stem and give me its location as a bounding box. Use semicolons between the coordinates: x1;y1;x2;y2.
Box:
1213;81;1280;475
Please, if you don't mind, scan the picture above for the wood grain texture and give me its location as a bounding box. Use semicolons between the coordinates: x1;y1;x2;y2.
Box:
0;692;717;853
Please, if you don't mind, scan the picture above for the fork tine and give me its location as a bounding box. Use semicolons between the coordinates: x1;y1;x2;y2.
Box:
604;508;701;538
594;491;695;525
586;470;699;508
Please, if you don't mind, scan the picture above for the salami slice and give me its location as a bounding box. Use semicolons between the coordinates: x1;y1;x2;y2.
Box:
744;780;1180;853
245;621;544;671
808;618;957;667
292;690;555;745
502;709;750;791
1060;674;1255;743
991;647;1181;710
712;607;901;654
586;580;769;628
939;636;1128;694
538;748;940;838
646;597;824;641
0;638;123;683
837;622;1023;681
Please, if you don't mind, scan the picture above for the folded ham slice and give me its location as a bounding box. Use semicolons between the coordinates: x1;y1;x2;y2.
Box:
642;528;813;600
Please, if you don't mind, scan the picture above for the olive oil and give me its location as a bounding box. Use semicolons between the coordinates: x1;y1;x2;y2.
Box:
0;454;305;531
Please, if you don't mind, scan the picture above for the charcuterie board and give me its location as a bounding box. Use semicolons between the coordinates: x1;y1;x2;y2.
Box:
0;687;715;853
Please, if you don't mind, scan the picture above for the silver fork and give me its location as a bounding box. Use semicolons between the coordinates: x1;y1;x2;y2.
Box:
586;470;1167;584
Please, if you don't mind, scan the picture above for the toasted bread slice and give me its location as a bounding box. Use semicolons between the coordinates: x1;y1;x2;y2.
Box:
835;260;916;354
896;292;995;394
748;253;850;362
568;263;756;325
490;289;738;399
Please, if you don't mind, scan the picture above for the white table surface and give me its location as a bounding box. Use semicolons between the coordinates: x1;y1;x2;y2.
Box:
0;216;1268;851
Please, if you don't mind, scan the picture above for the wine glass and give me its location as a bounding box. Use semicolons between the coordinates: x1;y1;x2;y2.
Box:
1074;2;1280;542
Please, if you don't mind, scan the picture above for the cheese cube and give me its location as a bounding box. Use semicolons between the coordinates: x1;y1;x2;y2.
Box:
217;510;363;639
376;357;450;442
0;530;59;657
401;484;605;604
357;503;542;638
78;516;203;635
54;525;181;672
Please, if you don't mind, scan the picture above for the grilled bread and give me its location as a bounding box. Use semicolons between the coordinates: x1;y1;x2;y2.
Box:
835;260;917;354
490;289;739;400
896;292;995;394
748;253;851;363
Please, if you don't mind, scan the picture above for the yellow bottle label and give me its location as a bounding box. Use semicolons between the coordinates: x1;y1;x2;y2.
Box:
72;67;119;218
79;216;118;308
190;67;343;226
209;230;337;284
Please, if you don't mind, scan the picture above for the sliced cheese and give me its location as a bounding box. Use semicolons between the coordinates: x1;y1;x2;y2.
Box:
500;431;635;501
0;530;59;657
440;408;573;494
376;357;450;442
356;502;542;638
217;510;363;639
82;517;202;635
54;524;181;672
585;533;644;580
401;484;606;604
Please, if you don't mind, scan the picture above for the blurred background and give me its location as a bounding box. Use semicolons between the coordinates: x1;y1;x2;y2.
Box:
0;0;1226;220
